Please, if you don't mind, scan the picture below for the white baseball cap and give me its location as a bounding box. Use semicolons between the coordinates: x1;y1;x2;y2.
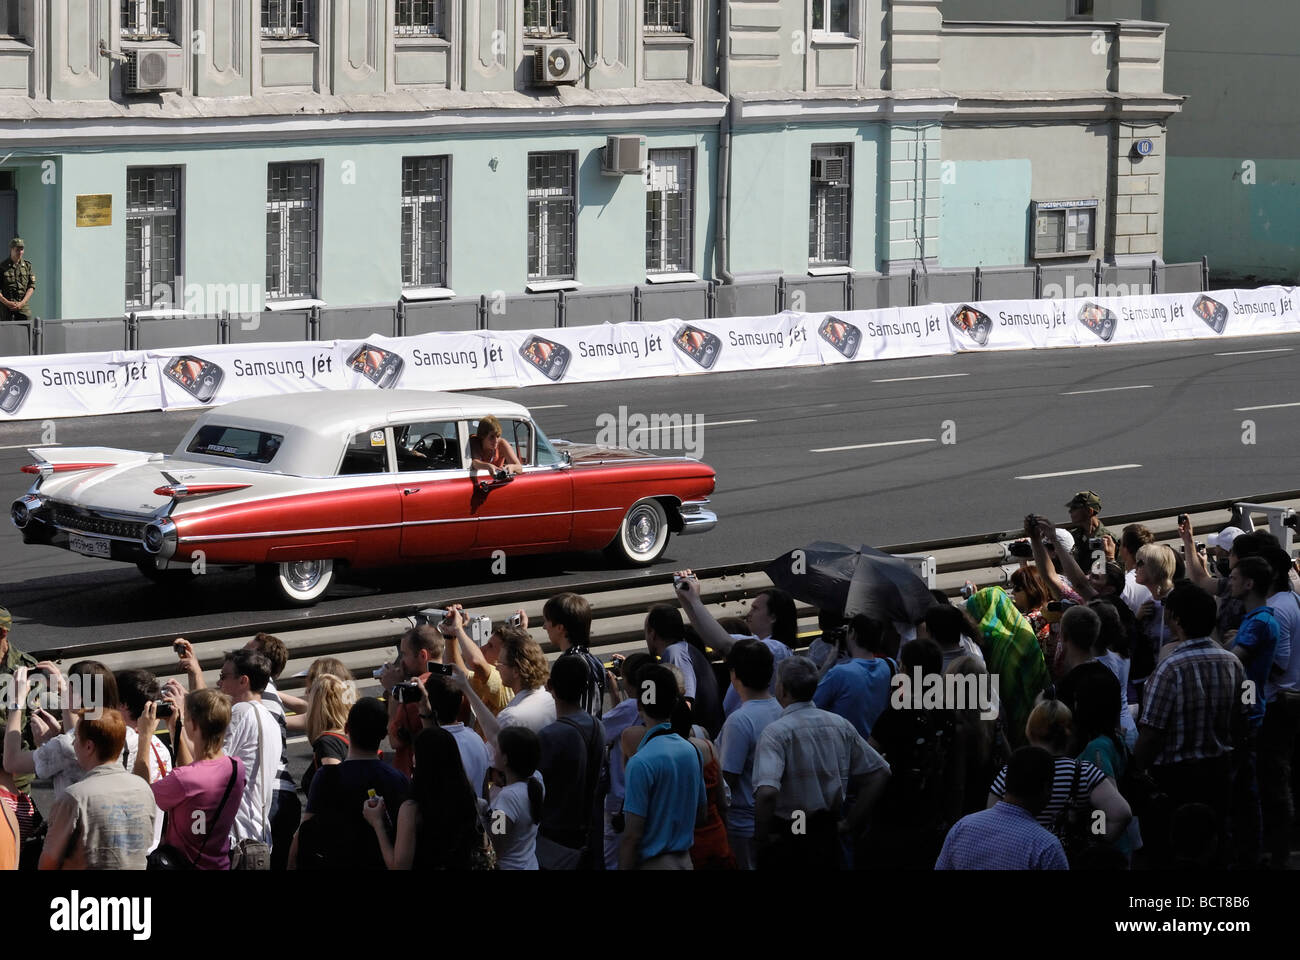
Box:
1051;528;1076;555
1207;526;1245;551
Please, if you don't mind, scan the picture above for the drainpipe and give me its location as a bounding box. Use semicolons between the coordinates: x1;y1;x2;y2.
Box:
713;0;735;285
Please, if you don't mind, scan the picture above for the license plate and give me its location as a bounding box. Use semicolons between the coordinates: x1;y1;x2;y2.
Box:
69;534;112;559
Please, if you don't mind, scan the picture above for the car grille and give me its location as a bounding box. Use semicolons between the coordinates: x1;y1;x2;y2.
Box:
50;505;147;541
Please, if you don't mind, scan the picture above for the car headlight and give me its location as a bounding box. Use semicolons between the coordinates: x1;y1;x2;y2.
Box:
142;518;177;557
10;495;42;529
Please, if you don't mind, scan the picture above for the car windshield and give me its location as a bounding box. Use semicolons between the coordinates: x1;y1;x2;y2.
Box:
186;425;284;464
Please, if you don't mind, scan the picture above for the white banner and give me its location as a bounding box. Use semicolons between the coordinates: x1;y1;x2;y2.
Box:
1;286;1298;421
153;342;347;410
0;351;157;421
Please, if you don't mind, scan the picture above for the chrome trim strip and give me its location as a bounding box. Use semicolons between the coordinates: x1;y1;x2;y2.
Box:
180;506;625;543
49;524;143;544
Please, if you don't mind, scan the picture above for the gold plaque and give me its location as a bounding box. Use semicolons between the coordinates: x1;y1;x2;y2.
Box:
75;194;112;227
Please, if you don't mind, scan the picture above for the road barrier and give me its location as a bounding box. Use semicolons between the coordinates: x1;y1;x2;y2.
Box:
36;492;1300;694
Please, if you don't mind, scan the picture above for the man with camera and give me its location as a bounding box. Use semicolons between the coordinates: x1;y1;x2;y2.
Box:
1066;491;1118;574
380;625;445;777
0;607;38;794
542;592;608;719
445;605;518;719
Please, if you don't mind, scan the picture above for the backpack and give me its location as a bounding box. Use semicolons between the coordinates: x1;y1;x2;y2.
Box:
1051;760;1125;870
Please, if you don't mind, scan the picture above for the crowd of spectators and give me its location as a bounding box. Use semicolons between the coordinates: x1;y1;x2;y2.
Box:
1;488;1299;871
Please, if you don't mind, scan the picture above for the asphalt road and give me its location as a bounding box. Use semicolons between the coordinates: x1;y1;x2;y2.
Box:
3;331;1300;649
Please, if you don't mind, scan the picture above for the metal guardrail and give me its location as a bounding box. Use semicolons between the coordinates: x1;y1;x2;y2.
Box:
6;259;1214;357
30;490;1300;692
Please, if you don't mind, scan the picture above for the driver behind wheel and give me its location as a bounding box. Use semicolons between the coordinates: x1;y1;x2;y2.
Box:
469;415;523;477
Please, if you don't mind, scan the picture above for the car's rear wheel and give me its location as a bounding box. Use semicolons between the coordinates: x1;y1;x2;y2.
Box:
608;498;670;566
258;559;335;606
136;558;198;585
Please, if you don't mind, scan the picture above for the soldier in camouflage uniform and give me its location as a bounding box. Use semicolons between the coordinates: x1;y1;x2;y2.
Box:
0;607;39;793
0;238;35;322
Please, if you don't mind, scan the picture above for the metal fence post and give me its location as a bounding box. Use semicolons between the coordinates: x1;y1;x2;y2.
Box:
126;312;138;351
1093;258;1103;296
974;266;982;302
557;291;567;328
219;311;230;344
477;294;487;330
308;305;321;341
396;299;407;338
845;273;854;311
706;280;717;319
777;276;787;312
1034;263;1043;299
632;285;643;324
1151;258;1159;295
909;267;918;306
1201;255;1209;291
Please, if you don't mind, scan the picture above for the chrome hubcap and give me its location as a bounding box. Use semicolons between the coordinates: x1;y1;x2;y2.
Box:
628;506;660;554
285;560;324;592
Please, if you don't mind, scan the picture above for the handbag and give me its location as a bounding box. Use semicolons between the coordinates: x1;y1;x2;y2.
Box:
231;703;272;871
1052;760;1124;870
147;758;239;871
470;803;498;871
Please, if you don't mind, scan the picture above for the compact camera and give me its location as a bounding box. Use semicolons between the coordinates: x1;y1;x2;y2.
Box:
673;574;697;590
1007;540;1035;559
392;680;424;704
506;613;523;628
1089;537;1104;551
154;700;175;720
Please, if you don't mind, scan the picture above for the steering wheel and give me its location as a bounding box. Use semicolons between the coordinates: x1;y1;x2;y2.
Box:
412;435;448;459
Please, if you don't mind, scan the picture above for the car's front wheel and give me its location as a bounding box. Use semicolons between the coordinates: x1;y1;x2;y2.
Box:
608;498;670;566
258;559;335;606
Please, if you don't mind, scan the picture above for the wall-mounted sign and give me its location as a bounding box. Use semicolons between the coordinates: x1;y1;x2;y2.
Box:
75;194;112;227
1133;139;1155;158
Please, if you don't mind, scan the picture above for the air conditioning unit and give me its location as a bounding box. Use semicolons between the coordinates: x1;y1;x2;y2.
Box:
811;156;846;184
602;135;647;176
532;43;583;86
124;48;184;93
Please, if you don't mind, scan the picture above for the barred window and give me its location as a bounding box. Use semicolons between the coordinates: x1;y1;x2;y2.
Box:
125;167;181;310
527;152;576;282
524;0;570;39
645;149;693;275
121;0;171;39
644;0;687;34
262;0;313;39
394;0;443;38
266;162;319;301
1;0;23;38
401;157;448;288
809;144;851;266
811;0;851;34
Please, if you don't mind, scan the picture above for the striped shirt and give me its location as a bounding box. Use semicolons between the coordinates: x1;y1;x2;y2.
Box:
989;756;1106;830
936;802;1068;870
752;700;887;818
261;680;297;793
1140;636;1247;767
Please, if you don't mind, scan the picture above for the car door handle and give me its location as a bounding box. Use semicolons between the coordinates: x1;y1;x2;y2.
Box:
402;487;421;495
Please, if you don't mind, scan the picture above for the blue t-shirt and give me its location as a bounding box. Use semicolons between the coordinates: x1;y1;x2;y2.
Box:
1234;605;1280;725
723;637;793;717
812;657;894;739
622;723;706;861
717;696;784;837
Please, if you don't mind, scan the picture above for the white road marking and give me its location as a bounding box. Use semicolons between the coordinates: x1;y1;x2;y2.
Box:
1016;464;1142;480
529;404;568;409
1215;348;1293;357
640;419;758;431
0;442;60;450
1235;401;1300;412
1060;385;1153;396
812;438;937;453
872;373;970;383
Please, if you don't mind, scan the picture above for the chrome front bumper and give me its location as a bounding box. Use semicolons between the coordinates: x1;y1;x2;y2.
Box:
677;499;717;536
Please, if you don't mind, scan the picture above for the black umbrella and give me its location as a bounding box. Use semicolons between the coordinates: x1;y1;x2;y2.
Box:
763;541;938;624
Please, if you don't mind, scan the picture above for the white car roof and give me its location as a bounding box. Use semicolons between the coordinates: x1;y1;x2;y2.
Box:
179;390;533;476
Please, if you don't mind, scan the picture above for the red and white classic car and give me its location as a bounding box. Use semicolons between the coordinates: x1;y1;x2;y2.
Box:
10;391;717;605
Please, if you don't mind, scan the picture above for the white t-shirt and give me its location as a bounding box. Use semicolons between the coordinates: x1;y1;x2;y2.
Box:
487;770;545;870
1266;590;1300;695
1121;568;1152;616
32;725;168;795
496;687;556;737
223;700;283;844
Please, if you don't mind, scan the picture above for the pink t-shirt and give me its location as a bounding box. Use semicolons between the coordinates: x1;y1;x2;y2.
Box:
150;756;247;870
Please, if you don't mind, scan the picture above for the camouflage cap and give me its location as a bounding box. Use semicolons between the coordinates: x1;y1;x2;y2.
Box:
0;606;10;628
1066;491;1102;512
8;238;22;248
